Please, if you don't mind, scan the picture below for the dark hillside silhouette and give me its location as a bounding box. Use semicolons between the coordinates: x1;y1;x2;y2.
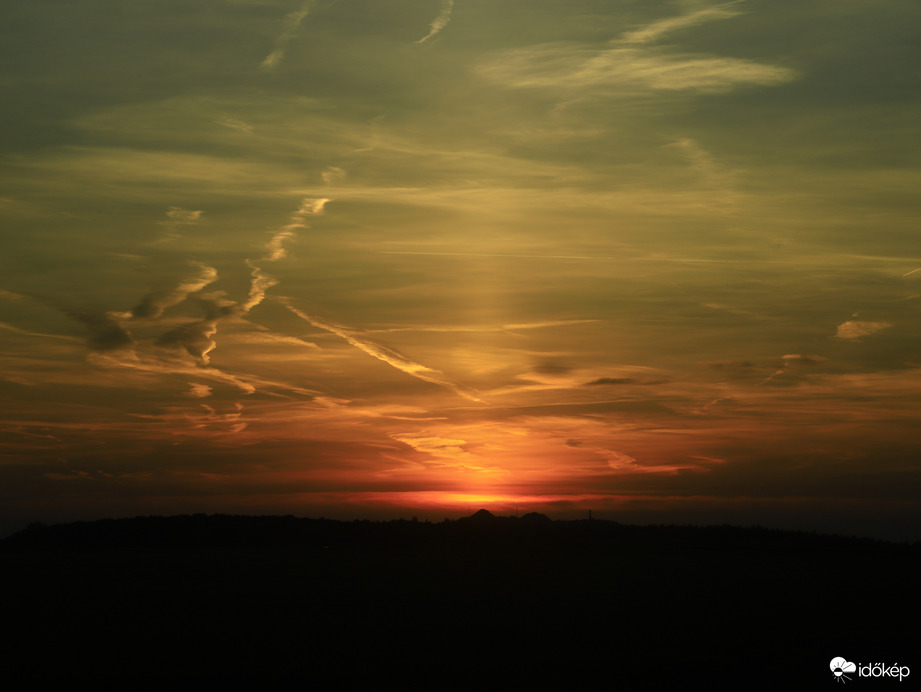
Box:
3;513;917;689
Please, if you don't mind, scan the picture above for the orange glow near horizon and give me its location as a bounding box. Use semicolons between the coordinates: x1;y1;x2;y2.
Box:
336;491;632;517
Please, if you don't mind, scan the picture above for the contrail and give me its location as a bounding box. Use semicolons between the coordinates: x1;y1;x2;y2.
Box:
0;320;81;342
902;267;921;277
416;0;454;44
129;262;218;319
619;2;743;46
261;1;312;70
282;299;484;403
242;197;330;312
241;262;279;313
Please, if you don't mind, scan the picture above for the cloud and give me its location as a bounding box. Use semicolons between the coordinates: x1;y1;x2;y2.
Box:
477;4;796;95
90;351;258;395
226;332;320;350
283;299;484;403
129;262;218;320
0;320;81;343
241;262;279;313
392;434;468;460
835;320;892;341
480;45;796;93
264;230;296;262
156;318;221;365
416;0;454;44
155;295;235;365
242;196;330;311
16;267;316;398
0;289;27;301
158;206;205;241
264;198;328;261
781;354;827;366
62;307;135;352
294;197;330;217
165;207;204;224
620;3;743;45
669;138;741;205
605;450;639;470
186;383;213;399
762;353;829;384
390;432;501;473
90;341;324;398
261;1;312;70
321;166;347;185
215;115;254;135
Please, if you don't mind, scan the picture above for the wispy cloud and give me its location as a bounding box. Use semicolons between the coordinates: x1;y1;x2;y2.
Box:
62;307;135;352
295;197;330;218
264;230;296;263
283;299;484;403
154;293;239;365
620;2;743;45
835;320;892;341
0;289;27;301
781;354;828;366
94;195;335;392
158;206;205;241
761;353;828;384
128;262;218;320
268;197;328;261
478;3;796;94
605;450;640;470
8;272;293;397
416;0;454;44
364;319;597;335
186;383;213;399
321;166;347;185
0;320;81;343
241;262;279;314
156;317;220;365
391;433;485;469
89;350;258;395
87;345;322;399
225;332;320;350
669;137;740;203
479;45;796;93
215;115;254;135
261;1;312;70
243;196;330;311
165;207;204;224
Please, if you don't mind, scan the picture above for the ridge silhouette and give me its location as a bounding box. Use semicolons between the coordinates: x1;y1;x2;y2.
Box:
467;508;496;521
3;513;917;689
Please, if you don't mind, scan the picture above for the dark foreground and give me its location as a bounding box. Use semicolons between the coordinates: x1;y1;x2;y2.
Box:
3;513;918;690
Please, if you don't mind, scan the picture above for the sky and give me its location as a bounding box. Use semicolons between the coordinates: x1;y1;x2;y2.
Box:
2;0;920;540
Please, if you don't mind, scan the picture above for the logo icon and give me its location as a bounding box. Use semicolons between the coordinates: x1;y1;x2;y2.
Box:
831;657;857;683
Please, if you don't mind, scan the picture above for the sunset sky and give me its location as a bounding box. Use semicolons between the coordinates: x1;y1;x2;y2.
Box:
2;0;920;539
